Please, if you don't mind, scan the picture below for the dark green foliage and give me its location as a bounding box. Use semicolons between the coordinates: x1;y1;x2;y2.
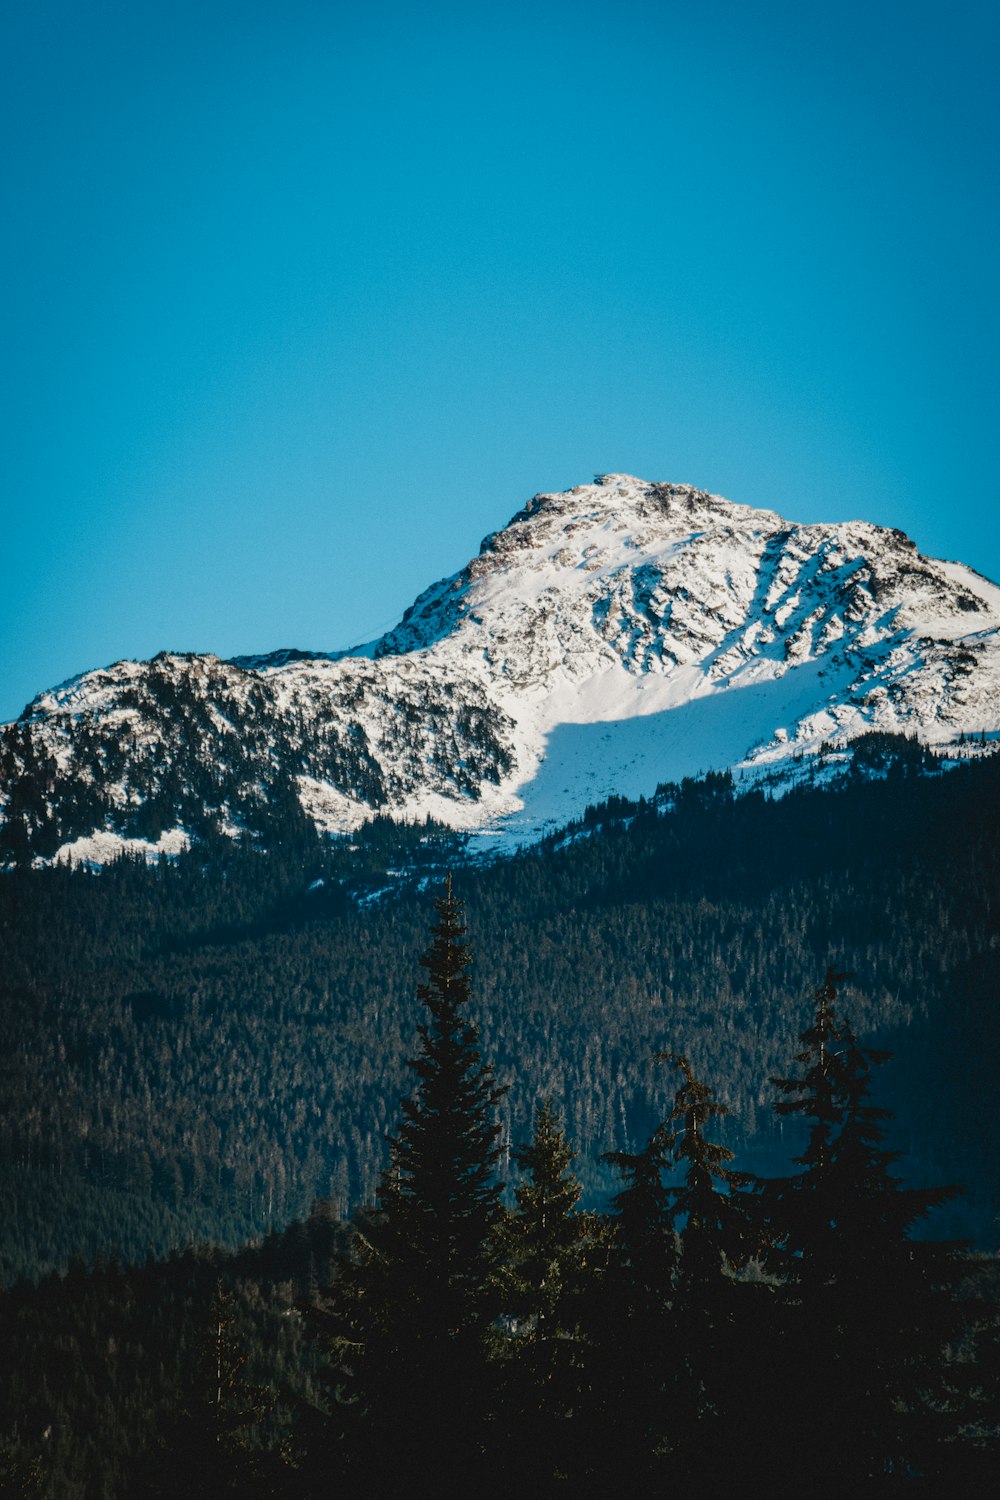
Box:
0;932;998;1493
603;1123;677;1312
314;879;506;1492
500;1100;607;1485
0;1215;339;1500
665;1051;756;1285
384;875;506;1310
848;729;937;778
128;1281;293;1498
754;971;970;1492
659;1056;763;1494
591;1121;678;1485
506;1099;603;1332
959;1255;1000;1485
1;756;999;1288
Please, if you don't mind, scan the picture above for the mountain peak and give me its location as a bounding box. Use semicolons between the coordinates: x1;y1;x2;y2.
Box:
3;475;999;865
479;473;785;554
373;476;790;661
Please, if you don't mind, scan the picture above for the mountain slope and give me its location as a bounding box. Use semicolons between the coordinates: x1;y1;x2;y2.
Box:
3;755;999;1282
3;474;999;863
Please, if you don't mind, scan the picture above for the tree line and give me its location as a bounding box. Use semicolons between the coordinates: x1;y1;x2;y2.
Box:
2;880;997;1496
2;752;999;1285
291;883;997;1496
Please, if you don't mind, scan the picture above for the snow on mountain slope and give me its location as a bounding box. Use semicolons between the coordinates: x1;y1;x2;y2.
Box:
3;475;999;863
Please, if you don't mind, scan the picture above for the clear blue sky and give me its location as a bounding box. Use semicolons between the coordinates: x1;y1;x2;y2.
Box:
2;0;997;722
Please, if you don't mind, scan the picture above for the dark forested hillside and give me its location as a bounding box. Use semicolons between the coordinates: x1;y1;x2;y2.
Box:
0;1209;344;1499
2;890;998;1499
1;750;998;1284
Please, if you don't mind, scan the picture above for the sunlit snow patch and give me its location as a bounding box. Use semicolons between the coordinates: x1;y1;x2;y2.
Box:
52;827;191;869
480;658;843;849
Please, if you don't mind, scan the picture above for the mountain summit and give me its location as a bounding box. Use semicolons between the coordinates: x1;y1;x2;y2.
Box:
4;475;999;864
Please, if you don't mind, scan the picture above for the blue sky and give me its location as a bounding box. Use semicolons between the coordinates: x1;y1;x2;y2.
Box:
2;0;997;722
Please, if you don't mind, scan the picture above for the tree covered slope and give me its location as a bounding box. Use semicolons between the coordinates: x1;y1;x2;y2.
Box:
1;749;997;1284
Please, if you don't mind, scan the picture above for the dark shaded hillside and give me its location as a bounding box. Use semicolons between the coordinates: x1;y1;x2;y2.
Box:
0;1209;342;1499
2;751;998;1281
3;912;999;1500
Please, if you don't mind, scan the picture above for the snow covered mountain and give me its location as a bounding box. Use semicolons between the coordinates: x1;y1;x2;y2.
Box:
4;474;999;865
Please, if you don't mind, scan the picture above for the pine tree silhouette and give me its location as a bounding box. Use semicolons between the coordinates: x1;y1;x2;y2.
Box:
589;1119;677;1486
759;968;966;1493
659;1053;759;1491
319;877;506;1491
664;1052;755;1288
502;1099;606;1485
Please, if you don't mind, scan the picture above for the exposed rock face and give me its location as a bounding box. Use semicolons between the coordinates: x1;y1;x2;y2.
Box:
3;474;999;863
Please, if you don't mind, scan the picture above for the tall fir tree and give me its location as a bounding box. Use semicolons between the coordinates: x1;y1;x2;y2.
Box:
317;877;507;1492
664;1052;755;1290
587;1120;677;1487
657;1055;756;1481
501;1099;606;1486
758;968;967;1493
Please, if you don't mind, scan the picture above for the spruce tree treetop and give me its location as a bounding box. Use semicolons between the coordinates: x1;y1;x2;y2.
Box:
508;1098;602;1331
602;1121;676;1311
662;1052;755;1284
316;876;508;1491
654;1054;759;1490
594;1092;678;1485
767;966;958;1266
501;1100;605;1487
761;967;968;1487
387;872;507;1323
771;966;857;1192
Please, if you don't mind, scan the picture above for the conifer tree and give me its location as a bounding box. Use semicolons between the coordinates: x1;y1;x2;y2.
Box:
589;1121;677;1486
507;1100;596;1331
664;1052;754;1287
321;877;507;1491
502;1099;605;1485
760;968;966;1491
659;1054;758;1492
603;1122;676;1312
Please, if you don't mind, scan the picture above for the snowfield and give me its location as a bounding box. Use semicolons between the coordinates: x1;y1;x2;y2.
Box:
5;474;1000;863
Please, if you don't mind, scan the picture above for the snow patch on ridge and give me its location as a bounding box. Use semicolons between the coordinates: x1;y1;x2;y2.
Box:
5;474;1000;864
52;827;191;869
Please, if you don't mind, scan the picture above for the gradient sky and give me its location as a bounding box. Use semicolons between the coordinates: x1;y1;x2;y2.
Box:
2;0;997;723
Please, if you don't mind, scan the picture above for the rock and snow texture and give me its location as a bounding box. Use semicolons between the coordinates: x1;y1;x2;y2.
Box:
3;474;1000;862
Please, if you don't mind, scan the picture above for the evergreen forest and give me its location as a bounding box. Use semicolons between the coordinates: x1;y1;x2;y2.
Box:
0;872;998;1495
2;744;1000;1492
2;746;998;1286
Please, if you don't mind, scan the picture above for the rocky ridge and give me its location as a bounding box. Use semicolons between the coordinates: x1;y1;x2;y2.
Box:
3;475;999;864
